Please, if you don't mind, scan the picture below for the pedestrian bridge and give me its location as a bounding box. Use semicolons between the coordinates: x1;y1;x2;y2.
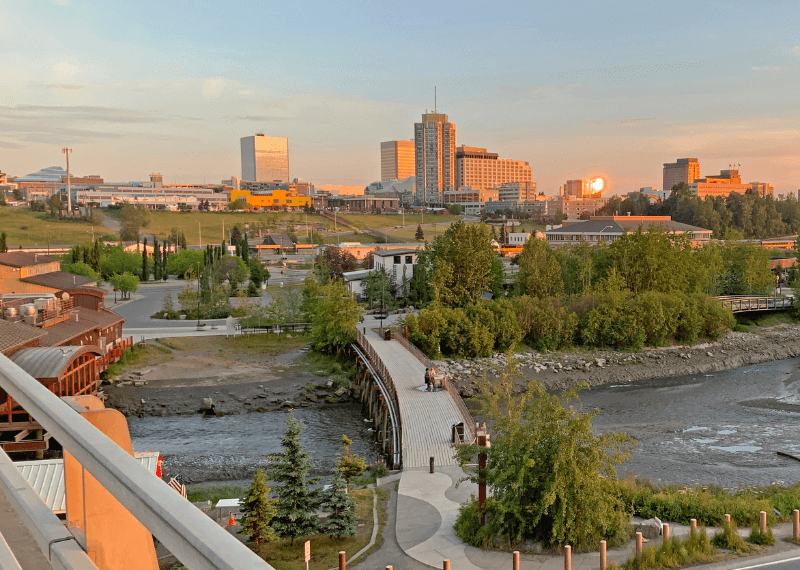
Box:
716;295;794;313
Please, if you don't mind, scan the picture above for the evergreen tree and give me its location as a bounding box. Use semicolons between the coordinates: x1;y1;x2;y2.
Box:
240;235;250;264
180;231;187;250
322;466;357;539
91;240;101;272
500;224;507;245
162;246;169;280
240;469;278;546
415;224;424;241
153;241;161;281
141;238;149;281
0;231;6;253
267;414;321;543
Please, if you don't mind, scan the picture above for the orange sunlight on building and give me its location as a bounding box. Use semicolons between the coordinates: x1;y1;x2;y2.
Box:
230;189;310;210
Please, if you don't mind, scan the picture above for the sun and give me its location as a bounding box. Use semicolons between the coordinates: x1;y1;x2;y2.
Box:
591;178;605;192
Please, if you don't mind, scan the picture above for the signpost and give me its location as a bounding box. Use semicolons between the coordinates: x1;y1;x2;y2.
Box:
304;540;311;570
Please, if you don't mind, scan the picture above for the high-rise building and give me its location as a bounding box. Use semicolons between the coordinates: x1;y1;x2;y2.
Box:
497;181;538;202
663;158;700;193
689;169;773;198
414;113;456;203
241;134;289;183
380;141;415;181
454;146;532;192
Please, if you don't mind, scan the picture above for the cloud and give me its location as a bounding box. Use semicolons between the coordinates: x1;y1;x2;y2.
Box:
751;66;782;73
0;104;197;124
231;115;289;122
43;84;84;90
52;61;81;79
202;77;231;99
793;45;800;57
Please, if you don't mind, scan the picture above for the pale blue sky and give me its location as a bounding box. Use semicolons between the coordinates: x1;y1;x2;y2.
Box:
1;0;799;194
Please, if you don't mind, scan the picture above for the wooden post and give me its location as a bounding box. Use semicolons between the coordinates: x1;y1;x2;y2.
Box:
513;550;520;570
443;560;450;570
430;456;435;474
690;518;697;533
339;551;346;570
564;545;571;570
599;540;606;570
725;513;731;525
663;523;670;542
636;532;643;559
760;511;767;534
794;510;799;541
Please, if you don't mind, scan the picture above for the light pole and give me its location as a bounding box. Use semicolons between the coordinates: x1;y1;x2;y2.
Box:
62;147;72;215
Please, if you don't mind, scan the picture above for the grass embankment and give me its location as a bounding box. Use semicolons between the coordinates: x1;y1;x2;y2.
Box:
107;210;329;246
734;311;797;332
103;343;173;379
186;485;248;504
342;213;462;230
255;489;387;570
0;208;116;246
158;334;308;359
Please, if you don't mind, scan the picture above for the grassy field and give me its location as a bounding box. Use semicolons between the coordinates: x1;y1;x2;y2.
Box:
0;208;117;247
340;212;461;230
106;210;330;246
103;342;174;379
159;334;308;358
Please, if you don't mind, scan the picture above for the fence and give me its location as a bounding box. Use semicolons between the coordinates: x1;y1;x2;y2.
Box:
716;295;793;313
355;329;399;407
97;337;134;371
236;322;312;334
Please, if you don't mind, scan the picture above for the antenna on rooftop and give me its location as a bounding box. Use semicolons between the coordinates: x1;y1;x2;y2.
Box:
434;86;437;113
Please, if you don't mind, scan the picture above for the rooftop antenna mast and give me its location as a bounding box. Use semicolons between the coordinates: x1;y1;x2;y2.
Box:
434;86;437;113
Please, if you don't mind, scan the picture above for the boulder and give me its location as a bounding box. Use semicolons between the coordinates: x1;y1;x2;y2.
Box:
635;517;663;539
595;358;606;367
201;398;214;410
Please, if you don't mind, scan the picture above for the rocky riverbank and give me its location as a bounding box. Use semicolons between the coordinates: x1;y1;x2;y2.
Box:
440;324;800;398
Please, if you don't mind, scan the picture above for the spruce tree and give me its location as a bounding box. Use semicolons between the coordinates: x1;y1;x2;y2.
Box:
141;238;149;281
415;224;424;241
153;241;161;281
322;466;357;539
268;414;321;543
162;246;169;280
0;232;6;253
240;469;277;546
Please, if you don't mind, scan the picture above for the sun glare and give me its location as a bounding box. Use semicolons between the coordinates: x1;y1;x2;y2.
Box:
591;177;605;192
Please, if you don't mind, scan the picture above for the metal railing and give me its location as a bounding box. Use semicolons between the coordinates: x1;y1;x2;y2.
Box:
355;329;399;406
0;353;276;570
716;295;793;313
350;341;402;469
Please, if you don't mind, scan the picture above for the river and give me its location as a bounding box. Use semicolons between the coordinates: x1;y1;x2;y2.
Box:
580;356;800;488
129;357;800;489
128;403;382;485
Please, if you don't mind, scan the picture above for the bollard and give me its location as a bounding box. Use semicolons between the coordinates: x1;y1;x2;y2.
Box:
663;523;670;542
443;560;450;570
599;540;606;570
339;551;346;570
513;551;520;570
430;456;435;474
636;532;643;559
794;510;800;541
760;510;767;534
386;567;392;570
690;518;697;533
725;513;731;525
564;545;571;570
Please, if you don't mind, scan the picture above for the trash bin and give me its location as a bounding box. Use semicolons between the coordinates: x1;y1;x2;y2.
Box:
384;329;392;341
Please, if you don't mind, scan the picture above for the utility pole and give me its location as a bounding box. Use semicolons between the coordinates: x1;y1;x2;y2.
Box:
62;148;72;215
199;221;202;247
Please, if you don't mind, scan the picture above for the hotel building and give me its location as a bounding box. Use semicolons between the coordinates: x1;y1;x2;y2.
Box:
455;146;532;193
380;140;415;181
241;134;289;183
414;113;456;204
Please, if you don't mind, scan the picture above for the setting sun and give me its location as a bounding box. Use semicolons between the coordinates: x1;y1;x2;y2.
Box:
591;177;605;192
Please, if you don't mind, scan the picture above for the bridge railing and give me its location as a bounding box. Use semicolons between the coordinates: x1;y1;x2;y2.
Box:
388;328;477;444
716;295;793;313
0;353;276;570
355;328;399;406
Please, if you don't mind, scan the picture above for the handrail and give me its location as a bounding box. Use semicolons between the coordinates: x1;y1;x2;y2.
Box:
715;295;793;313
0;353;275;570
350;342;402;469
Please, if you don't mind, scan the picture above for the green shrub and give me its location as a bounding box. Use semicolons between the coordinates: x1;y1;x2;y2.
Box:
622;529;713;569
747;527;775;546
711;520;751;552
515;295;577;352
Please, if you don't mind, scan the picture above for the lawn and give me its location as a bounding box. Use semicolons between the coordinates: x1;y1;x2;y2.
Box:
253;488;386;570
340;212;462;230
103;342;174;379
107;210;329;246
0;208;116;247
159;334;309;358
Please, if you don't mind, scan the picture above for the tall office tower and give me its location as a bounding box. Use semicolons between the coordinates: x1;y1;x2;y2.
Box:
662;158;700;193
240;134;289;183
414;113;456;203
380;140;415;180
455;146;532;192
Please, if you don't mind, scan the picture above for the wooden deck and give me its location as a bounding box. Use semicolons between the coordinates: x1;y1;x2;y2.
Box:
360;327;464;469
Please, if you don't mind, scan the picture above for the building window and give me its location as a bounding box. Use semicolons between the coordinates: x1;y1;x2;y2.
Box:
405;256;412;264
394;255;401;264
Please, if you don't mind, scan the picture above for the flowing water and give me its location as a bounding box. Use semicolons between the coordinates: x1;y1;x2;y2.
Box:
128;403;382;485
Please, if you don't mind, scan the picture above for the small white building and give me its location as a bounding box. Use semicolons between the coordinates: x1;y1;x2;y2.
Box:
507;232;532;246
342;269;371;299
373;248;418;297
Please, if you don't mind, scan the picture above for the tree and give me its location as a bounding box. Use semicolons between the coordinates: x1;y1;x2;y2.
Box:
110;272;139;299
447;203;464;215
230;225;242;244
267;414;321;543
336;434;366;482
214;255;249;293
455;365;632;549
316;246;358;280
322;466;357;539
119;203;148;242
362;267;394;309
63;262;100;281
429;221;496;307
99;248;141;280
516;237;564;299
162;244;169;280
240;469;277;546
153;241;161;281
48;194;63;217
500;224;507;245
248;258;269;289
415;224;424;241
310;280;362;354
166;249;204;278
141;238;149;281
0;232;6;253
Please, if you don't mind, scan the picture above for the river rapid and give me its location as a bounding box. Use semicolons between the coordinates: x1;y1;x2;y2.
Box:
128;403;382;485
581;356;800;488
129;357;800;489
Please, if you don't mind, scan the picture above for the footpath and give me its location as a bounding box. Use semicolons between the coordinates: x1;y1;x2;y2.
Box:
355;315;800;570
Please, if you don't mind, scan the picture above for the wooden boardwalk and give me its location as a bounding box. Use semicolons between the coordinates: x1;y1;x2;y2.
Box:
360;327;464;469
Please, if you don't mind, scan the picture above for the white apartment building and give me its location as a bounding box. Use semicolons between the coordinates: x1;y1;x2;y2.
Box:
373;248;418;297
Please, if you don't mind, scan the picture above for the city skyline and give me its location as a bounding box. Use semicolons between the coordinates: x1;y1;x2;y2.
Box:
1;1;799;194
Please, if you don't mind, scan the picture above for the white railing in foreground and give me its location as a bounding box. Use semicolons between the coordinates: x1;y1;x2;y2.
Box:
0;353;275;570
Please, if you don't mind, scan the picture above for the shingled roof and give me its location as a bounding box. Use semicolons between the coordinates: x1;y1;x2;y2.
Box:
0;252;58;268
20;271;98;290
39;307;124;347
0;320;46;355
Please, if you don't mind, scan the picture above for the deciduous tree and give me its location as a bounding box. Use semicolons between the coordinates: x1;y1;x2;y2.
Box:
429;221;496;307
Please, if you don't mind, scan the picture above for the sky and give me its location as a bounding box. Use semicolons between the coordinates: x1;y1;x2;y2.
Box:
1;0;799;195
